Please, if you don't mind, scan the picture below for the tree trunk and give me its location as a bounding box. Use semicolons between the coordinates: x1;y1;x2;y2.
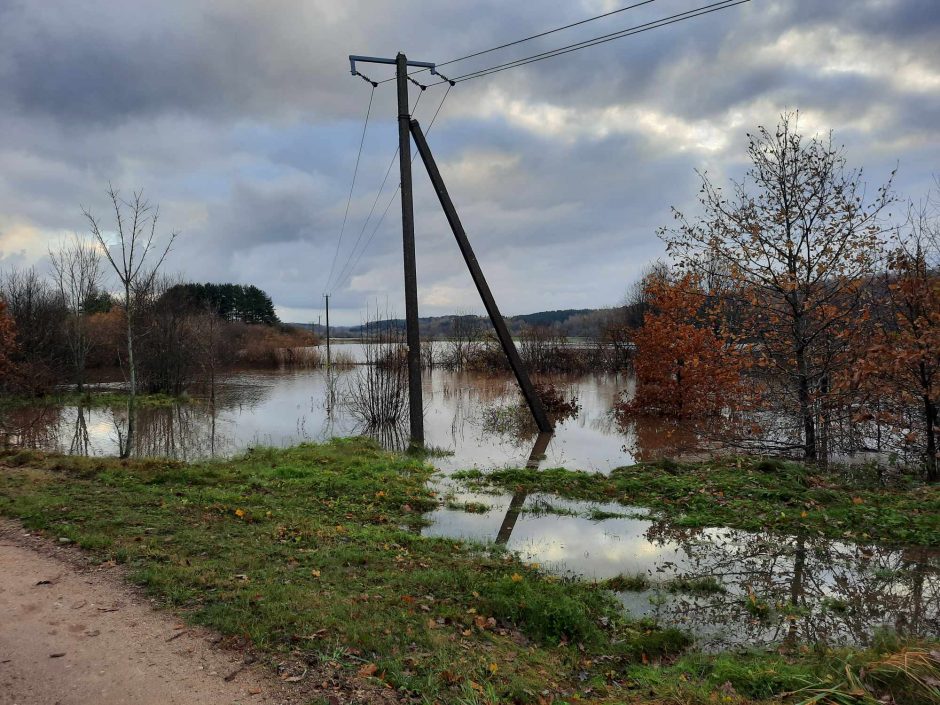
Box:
123;290;136;459
924;393;938;482
796;349;817;461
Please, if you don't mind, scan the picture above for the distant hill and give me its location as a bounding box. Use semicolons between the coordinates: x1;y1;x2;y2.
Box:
293;307;624;339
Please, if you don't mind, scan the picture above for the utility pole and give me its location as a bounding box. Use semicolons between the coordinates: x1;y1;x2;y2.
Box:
324;294;331;370
347;53;434;446
347;52;550;440
396;52;424;445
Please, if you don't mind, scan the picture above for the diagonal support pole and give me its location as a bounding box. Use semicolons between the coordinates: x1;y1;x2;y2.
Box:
409;118;552;433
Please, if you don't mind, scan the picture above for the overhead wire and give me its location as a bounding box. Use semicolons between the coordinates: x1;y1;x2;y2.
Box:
331;0;748;294
324;83;375;295
429;0;749;85
330;83;453;293
328;77;435;294
376;0;660;84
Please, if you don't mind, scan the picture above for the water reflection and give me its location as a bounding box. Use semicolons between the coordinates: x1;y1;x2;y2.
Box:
0;368;640;470
423;490;940;650
495;431;553;545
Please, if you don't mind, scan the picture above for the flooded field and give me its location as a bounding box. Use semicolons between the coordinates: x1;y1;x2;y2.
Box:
1;363;646;470
3;351;937;651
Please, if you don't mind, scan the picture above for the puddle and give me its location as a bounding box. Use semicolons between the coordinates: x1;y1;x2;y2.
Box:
424;485;940;650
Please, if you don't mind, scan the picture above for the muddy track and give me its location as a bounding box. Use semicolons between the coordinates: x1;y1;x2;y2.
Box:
0;519;396;705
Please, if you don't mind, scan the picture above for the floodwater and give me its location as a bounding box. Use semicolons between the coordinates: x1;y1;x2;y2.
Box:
424;485;940;649
2;353;937;650
0;364;650;470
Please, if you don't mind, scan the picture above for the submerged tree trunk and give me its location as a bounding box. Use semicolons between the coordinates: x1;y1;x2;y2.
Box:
924;391;938;483
796;351;817;462
123;290;136;459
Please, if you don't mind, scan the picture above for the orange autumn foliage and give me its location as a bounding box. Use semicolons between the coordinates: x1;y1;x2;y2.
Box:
857;241;940;480
0;298;16;382
622;273;746;419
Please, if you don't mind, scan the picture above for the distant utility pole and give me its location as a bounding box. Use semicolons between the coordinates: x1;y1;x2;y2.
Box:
324;294;331;369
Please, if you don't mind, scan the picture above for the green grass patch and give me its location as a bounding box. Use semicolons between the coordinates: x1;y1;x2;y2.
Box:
599;573;650;592
0;390;186;410
453;457;940;546
664;575;726;595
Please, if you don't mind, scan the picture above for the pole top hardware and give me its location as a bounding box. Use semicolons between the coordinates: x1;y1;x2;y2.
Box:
348;54;438;77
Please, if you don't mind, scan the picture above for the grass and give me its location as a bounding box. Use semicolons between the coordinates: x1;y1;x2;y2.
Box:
664;575;726;595
0;439;936;704
0;390;185;410
599;573;650;592
453;457;940;547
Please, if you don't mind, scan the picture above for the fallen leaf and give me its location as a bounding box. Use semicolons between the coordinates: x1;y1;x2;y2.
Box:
357;663;378;678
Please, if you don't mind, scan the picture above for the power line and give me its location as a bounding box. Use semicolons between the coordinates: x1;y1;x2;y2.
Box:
437;0;660;69
378;0;660;84
324;84;375;294
431;0;750;86
329;85;427;295
331;1;748;292
331;84;453;294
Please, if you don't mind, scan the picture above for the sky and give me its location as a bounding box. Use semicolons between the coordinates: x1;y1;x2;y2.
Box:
0;0;938;325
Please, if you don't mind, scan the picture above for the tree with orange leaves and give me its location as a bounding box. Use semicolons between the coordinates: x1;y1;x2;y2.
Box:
858;196;940;481
0;298;17;385
622;271;746;419
662;113;894;460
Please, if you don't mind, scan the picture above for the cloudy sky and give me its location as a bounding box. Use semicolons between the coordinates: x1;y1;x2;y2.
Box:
1;0;938;324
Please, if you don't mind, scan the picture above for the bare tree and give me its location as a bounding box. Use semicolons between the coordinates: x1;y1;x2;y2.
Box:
83;186;178;458
49;234;102;391
345;306;408;432
443;310;484;369
662;113;894;461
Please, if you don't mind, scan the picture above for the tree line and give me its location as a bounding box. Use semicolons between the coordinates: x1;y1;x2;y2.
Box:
0;188;314;429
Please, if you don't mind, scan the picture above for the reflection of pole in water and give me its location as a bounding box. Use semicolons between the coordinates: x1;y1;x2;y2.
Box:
782;535;807;649
495;432;552;545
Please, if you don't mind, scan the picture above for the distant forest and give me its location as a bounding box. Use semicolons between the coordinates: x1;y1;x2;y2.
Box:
164;283;279;325
299;307;632;339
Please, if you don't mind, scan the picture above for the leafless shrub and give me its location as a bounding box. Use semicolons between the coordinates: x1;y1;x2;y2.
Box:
344;309;407;428
49;234;103;391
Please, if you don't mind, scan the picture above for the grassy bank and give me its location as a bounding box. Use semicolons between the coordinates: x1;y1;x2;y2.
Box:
454;457;940;547
0;441;937;704
0;390;186;410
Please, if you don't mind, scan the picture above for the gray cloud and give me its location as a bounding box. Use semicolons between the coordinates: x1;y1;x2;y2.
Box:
0;0;938;323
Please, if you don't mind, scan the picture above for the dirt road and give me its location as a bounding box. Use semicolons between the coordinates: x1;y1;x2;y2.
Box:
0;521;295;705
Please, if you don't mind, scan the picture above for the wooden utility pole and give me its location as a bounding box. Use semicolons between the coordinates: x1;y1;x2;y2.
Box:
348;53;437;446
346;52;550;440
409;118;552;432
396;52;424;445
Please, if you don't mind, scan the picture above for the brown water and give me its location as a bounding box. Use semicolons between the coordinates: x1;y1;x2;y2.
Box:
3;362;936;650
